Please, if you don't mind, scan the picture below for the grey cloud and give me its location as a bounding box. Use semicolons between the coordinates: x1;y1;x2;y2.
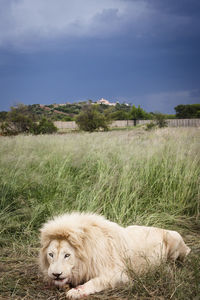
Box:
0;0;200;51
0;0;128;45
146;0;200;17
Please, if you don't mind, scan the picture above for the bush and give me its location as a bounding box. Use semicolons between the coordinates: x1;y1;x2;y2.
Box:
34;118;58;134
1;112;57;136
1;113;36;135
154;112;168;128
0;111;8;121
145;121;156;131
76;105;109;132
1;121;18;136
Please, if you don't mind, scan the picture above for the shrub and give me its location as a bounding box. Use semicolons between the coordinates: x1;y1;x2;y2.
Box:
154;112;168;128
1;113;36;135
1;113;57;136
34;118;58;134
0;111;8;121
145;121;156;131
76;105;109;132
1;121;18;135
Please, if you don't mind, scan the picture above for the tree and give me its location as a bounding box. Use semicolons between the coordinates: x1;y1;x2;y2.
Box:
110;110;129;120
136;105;147;119
0;111;8;121
1;112;36;135
76;105;109;132
1;106;57;135
115;103;131;113
130;105;138;121
130;105;152;125
174;104;200;118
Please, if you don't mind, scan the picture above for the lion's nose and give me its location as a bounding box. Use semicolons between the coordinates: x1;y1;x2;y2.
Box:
52;272;62;279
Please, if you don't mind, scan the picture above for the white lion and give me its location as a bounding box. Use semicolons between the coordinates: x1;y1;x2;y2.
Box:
39;212;190;299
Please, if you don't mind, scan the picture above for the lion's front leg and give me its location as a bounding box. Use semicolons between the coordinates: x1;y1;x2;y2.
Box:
66;276;111;299
66;272;128;299
66;284;89;299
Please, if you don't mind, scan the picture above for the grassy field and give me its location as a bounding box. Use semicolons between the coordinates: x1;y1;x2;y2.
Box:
0;128;200;299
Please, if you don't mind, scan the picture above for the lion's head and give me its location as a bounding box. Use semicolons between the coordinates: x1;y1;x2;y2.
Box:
39;213;103;287
42;239;77;286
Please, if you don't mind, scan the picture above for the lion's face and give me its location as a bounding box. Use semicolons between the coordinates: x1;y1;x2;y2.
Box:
46;239;76;287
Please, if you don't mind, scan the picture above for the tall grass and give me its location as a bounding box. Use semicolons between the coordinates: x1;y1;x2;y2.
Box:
0;128;199;246
0;128;200;299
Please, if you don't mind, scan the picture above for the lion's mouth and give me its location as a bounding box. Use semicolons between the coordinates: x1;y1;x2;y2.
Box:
53;277;69;286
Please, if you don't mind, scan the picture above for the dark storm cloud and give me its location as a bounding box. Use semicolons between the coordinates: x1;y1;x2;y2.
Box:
0;0;199;51
0;0;199;113
147;0;200;17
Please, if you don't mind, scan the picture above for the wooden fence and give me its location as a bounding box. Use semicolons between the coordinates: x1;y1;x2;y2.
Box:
54;121;78;129
137;119;200;127
54;119;200;130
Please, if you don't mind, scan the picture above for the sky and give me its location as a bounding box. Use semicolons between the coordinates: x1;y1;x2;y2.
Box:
0;0;200;114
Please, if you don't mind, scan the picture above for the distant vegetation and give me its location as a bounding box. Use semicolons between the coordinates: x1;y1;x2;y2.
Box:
76;105;109;132
0;102;199;134
0;102;199;124
174;104;200;118
0;101;174;123
0;104;57;135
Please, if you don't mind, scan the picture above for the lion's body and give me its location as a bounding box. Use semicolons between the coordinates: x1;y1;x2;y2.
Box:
39;212;190;299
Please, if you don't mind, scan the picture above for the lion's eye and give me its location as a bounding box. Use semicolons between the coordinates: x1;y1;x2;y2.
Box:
49;253;53;258
64;254;70;258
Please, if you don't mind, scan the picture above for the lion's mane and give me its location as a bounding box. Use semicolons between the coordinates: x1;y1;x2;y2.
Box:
39;212;126;286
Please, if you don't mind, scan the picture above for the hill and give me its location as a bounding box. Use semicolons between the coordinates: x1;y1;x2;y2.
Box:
0;101;133;122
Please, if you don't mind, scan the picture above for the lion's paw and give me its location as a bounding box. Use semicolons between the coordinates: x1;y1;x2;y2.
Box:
66;286;88;299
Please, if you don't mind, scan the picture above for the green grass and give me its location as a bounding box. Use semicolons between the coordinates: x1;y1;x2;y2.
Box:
0;128;200;299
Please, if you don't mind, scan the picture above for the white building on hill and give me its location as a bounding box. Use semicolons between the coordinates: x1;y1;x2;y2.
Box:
96;98;116;106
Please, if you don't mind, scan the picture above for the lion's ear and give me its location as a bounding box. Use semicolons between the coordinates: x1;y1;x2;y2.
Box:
67;229;87;260
67;229;84;247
